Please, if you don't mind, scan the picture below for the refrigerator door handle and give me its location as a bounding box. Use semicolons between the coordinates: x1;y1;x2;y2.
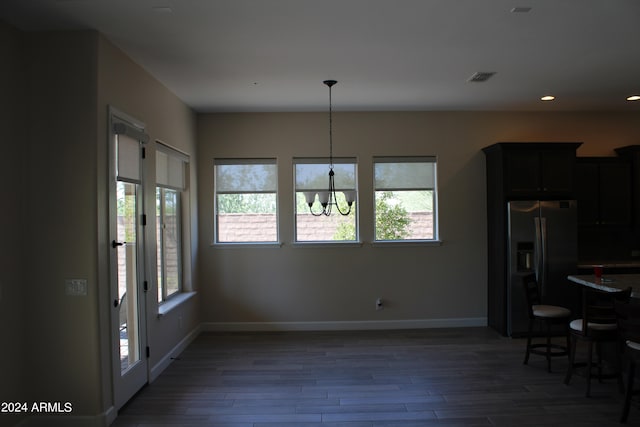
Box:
540;217;548;299
534;216;542;283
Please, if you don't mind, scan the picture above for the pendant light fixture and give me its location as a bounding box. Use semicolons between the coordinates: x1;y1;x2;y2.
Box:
304;80;356;216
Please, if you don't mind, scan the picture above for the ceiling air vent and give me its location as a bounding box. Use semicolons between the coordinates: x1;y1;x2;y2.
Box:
467;72;496;83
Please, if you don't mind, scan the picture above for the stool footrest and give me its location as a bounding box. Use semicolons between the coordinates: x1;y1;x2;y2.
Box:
528;343;568;357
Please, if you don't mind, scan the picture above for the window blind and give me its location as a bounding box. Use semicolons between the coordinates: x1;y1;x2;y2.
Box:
116;134;142;183
113;119;148;184
294;158;356;191
374;157;436;191
215;159;277;193
156;143;189;190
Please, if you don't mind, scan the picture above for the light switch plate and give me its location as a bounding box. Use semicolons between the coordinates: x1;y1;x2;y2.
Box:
65;279;88;296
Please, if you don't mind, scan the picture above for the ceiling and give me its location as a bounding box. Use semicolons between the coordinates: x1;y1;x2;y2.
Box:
2;0;640;113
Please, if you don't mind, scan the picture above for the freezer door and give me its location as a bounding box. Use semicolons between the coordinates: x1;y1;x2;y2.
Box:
507;201;540;336
539;200;578;310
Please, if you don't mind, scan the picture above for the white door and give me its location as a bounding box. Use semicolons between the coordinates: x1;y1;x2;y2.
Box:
109;111;149;410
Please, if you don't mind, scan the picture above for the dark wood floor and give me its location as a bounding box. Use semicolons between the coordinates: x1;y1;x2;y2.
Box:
112;327;638;426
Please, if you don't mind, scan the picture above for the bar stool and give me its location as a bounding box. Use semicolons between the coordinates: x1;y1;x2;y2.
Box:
522;274;572;372
564;286;632;397
614;299;640;423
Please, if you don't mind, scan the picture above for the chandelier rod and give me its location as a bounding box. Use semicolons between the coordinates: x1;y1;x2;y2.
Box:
324;80;337;169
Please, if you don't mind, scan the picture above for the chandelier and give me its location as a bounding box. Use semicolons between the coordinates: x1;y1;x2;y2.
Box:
304;80;356;216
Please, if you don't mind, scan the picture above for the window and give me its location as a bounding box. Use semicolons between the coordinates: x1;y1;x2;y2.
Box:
214;159;278;243
156;143;188;303
373;157;437;241
294;158;358;242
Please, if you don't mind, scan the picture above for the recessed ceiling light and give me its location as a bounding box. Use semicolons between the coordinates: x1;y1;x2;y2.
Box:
540;95;555;101
627;95;640;101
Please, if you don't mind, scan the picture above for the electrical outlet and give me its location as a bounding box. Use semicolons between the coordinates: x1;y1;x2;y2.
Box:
65;279;88;296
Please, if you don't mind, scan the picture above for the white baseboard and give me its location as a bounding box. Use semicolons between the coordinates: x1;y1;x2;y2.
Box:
201;317;487;332
149;324;202;383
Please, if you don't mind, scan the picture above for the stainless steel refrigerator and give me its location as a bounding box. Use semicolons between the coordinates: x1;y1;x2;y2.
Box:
507;200;578;336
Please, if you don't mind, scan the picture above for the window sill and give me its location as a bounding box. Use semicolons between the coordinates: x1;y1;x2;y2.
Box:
291;241;364;248
158;291;197;317
212;242;283;249
370;240;443;247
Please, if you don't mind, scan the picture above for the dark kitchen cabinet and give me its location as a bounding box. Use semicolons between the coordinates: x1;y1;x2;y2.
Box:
615;145;640;236
575;158;632;227
484;143;582;200
482;142;582;335
504;148;577;197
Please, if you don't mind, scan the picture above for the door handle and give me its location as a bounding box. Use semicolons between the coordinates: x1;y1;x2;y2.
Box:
112;240;126;248
533;217;542;282
539;217;548;299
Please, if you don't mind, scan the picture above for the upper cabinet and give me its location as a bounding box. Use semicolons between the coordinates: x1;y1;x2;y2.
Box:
615;145;640;233
483;142;582;200
575;157;632;227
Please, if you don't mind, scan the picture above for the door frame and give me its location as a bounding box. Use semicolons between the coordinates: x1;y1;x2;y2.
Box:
108;107;150;410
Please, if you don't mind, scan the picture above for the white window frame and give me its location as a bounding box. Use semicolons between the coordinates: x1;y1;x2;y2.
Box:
155;142;189;304
293;157;359;243
156;187;182;303
213;158;279;244
373;156;438;243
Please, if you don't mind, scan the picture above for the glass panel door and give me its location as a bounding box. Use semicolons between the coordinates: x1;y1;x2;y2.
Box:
116;181;141;372
110;113;149;411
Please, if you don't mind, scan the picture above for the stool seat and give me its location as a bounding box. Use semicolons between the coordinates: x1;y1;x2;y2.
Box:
533;304;571;318
628;340;640;352
522;274;571;373
569;318;617;332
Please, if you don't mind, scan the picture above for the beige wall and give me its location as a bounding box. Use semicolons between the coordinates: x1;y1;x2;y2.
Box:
197;111;640;328
96;34;199;383
1;25;198;425
0;20;27;427
24;29;102;417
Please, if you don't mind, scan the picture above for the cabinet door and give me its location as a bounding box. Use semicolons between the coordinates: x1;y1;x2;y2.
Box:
575;161;599;226
540;150;575;193
504;150;541;195
599;161;631;226
504;149;575;197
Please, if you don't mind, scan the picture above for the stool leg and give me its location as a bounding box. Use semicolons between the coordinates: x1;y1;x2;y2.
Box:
615;342;625;395
524;319;533;365
565;334;577;385
565;323;571;362
546;320;552;372
596;342;604;384
621;357;635;423
586;340;594;397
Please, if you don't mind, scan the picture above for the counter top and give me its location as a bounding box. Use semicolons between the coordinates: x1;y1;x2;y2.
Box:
568;274;640;298
578;261;640;269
